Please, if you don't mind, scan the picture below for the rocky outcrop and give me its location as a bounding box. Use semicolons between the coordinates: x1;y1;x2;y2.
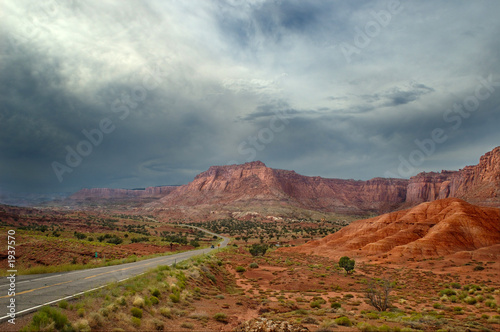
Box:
281;198;500;260
153;161;408;214
407;146;500;205
70;186;177;200
68;147;500;213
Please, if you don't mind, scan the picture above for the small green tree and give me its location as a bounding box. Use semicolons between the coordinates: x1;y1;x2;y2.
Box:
249;244;268;256
339;256;355;274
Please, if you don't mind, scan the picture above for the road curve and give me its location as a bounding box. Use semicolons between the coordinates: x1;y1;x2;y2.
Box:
0;228;229;323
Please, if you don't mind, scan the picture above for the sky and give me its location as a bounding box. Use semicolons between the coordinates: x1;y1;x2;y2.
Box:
1;0;499;195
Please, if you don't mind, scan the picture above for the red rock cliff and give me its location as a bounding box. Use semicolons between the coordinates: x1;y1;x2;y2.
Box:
155;161;408;214
407;146;500;205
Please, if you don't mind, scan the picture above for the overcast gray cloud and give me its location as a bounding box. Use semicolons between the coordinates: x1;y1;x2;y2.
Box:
1;0;499;195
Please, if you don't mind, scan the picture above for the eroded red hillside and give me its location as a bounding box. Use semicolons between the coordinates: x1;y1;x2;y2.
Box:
281;198;500;262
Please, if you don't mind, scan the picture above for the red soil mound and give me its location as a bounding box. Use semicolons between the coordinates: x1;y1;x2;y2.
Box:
281;198;500;262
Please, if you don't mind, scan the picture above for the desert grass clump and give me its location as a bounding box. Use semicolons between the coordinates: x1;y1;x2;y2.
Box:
116;296;126;306
181;322;194;328
131;316;141;327
88;312;105;328
235;266;246;272
310;300;324;308
73;319;91;332
464;296;477;305
58;300;69;309
133;296;145;308
21;306;70;332
151;288;161;297
439;289;456;296
77;307;86;317
249;262;259;268
169;292;180;303
131;307;143;318
365;312;379;320
150;296;159;305
302;316;319;325
159;307;172;319
214;312;228;323
334;316;352;326
318;319;337;330
357;321;377;331
152;319;164;331
433;303;443;309
331;302;342;309
189;311;209;322
485;299;497;308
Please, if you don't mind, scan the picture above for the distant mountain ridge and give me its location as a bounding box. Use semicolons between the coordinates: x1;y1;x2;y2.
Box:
70;147;500;214
70;186;178;200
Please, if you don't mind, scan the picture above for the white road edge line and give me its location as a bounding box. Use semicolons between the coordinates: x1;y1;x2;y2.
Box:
0;271;150;323
0;230;227;323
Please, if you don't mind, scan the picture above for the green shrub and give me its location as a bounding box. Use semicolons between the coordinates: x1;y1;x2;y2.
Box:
206;273;216;283
249;262;259;268
310;300;322;308
334;316;352;326
77;308;85;317
169;292;180;303
249;243;269;256
485;300;497;308
214;312;228;323
153;319;164;331
21;306;69;332
365;312;379;319
464;296;477;305
89;312;104;327
450;282;461;289
357;322;378;331
131;307;143;318
331;302;342;309
474;265;485;271
378;324;391;332
151;288;161;297
160;307;172;319
58;300;69;309
150;296;159;305
131;316;141;327
106;236;123;245
235;266;246;273
439;289;456;296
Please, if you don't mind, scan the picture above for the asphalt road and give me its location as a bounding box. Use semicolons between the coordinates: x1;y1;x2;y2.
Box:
0;226;229;323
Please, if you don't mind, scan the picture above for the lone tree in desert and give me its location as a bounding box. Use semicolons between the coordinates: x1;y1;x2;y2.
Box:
338;256;355;274
366;279;393;311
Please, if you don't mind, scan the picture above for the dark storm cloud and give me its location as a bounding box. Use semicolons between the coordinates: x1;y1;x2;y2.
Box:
1;0;499;197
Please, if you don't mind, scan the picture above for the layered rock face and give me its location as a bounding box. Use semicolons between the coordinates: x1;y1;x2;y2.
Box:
70;186;177;200
70;147;499;213
407;146;500;205
281;198;500;261
153;161;408;214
